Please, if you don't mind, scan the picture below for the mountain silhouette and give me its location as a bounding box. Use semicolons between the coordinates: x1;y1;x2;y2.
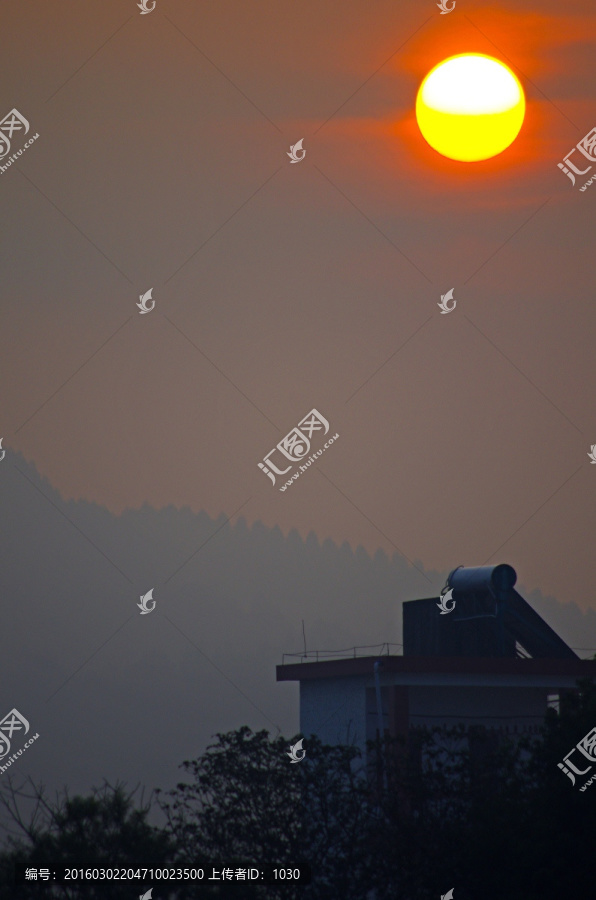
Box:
1;448;595;806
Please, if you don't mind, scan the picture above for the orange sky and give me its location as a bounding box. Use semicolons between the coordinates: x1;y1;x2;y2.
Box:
2;0;596;612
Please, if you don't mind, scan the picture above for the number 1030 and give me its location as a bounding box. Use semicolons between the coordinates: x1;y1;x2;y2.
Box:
273;868;301;879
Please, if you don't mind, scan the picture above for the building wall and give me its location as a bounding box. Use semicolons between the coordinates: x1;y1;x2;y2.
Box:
300;675;368;754
300;670;579;749
407;684;548;731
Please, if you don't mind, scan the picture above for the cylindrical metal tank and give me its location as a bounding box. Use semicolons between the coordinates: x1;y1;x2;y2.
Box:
448;564;516;596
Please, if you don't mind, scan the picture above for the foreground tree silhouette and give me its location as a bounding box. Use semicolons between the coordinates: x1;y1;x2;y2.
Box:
157;727;377;899
0;780;175;899
158;684;596;899
3;686;596;899
366;678;596;900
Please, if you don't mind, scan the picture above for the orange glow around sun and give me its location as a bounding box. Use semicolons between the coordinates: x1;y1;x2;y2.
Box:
416;53;526;162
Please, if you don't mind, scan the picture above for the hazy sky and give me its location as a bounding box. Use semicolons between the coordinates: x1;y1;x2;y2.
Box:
2;452;596;804
2;0;596;820
2;0;596;649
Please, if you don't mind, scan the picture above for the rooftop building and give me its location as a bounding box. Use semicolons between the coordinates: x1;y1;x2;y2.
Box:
276;564;596;756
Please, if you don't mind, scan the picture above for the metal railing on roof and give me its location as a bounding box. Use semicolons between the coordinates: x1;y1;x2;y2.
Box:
282;642;403;664
281;644;596;664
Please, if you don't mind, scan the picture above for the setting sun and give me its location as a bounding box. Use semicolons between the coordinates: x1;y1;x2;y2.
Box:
416;53;526;162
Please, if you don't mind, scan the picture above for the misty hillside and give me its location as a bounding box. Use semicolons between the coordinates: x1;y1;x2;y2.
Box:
1;449;595;801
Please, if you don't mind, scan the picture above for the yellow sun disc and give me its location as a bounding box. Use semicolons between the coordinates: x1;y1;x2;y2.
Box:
416;54;525;162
